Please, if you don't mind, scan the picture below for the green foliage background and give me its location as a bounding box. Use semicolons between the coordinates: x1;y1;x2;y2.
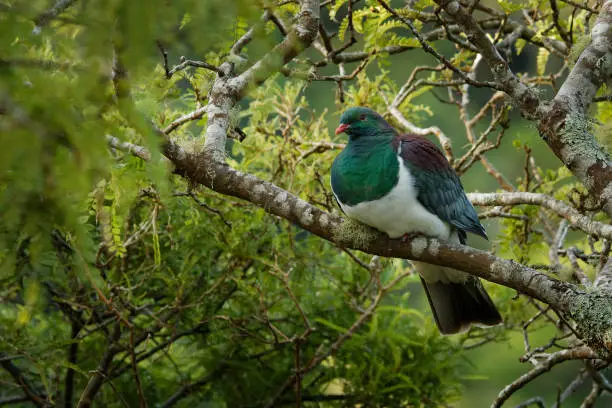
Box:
1;0;611;407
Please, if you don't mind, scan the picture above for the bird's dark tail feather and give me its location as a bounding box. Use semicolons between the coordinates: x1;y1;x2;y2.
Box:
421;276;502;335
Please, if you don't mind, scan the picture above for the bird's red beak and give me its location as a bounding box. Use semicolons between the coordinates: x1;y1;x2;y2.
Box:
335;123;350;135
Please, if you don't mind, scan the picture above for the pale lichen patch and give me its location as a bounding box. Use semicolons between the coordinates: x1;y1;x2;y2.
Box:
319;213;329;228
445;1;460;14
300;206;314;226
251;184;266;202
332;218;379;249
489;260;506;278
240;173;260;192
428;239;440;257
561;115;607;186
410;237;428;258
294;199;315;226
602;183;612;205
272;191;290;216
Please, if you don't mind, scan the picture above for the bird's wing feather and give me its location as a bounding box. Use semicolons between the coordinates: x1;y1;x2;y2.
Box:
395;134;487;240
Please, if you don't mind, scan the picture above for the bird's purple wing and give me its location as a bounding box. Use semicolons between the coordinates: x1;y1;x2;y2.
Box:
394;134;487;241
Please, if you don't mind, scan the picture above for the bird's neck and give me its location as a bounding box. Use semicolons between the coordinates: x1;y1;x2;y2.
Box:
346;130;396;155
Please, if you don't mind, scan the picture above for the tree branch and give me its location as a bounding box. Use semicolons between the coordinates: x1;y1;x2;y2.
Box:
104;131;612;352
162;106;210;135
76;322;121;408
161;143;612;351
581;381;602;407
514;397;546;408
551;369;590;408
201;0;320;162
106;135;152;161
434;0;541;116
64;320;81;408
229;10;271;61
378;0;500;90
33;0;78;30
467;192;612;240
159;363;228;408
0;395;33;406
560;0;600;13
492;347;599;408
165;58;222;78
0;353;47;407
539;1;612;216
436;0;612;219
595;256;612;291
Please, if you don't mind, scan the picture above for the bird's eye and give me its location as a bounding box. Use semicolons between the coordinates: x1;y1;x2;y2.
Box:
359;114;367;121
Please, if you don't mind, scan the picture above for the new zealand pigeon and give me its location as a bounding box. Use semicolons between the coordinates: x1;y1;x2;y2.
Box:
331;106;502;334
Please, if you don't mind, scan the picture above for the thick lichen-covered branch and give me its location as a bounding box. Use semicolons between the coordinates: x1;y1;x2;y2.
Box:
107;0;612;356
159;144;612;352
107;136;612;352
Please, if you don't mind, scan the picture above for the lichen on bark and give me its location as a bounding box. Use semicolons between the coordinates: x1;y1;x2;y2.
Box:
569;289;612;353
560;114;610;184
332;217;380;249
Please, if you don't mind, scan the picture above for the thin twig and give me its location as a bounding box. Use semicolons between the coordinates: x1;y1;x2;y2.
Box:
0;352;47;407
468;193;612;240
585;360;612;393
129;330;148;408
550;0;571;45
264;269;412;408
560;0;600;13
174;191;232;228
163;106;210;134
159;364;228;408
33;0;79;29
165;58;223;78
378;0;501;90
594;94;612;102
550;220;569;272
513;396;545;408
230;10;272;60
551;369;589;408
64;320;82;408
76;322;122;408
567;247;593;286
492;347;598;408
296;141;345;162
106;135;152;161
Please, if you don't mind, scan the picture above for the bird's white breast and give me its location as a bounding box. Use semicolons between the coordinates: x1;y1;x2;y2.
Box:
336;155;451;240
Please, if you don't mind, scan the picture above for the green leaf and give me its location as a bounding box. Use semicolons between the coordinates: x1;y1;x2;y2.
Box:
180;13;192;30
537;47;550;76
329;0;348;22
515;38;527;56
314;317;350;333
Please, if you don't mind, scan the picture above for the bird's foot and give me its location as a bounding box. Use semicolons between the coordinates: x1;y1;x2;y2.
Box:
400;232;425;243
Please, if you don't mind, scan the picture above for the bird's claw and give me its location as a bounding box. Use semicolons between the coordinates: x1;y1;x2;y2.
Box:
400;232;424;243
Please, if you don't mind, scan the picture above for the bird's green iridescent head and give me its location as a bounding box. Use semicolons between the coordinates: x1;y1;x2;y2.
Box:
335;107;395;139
